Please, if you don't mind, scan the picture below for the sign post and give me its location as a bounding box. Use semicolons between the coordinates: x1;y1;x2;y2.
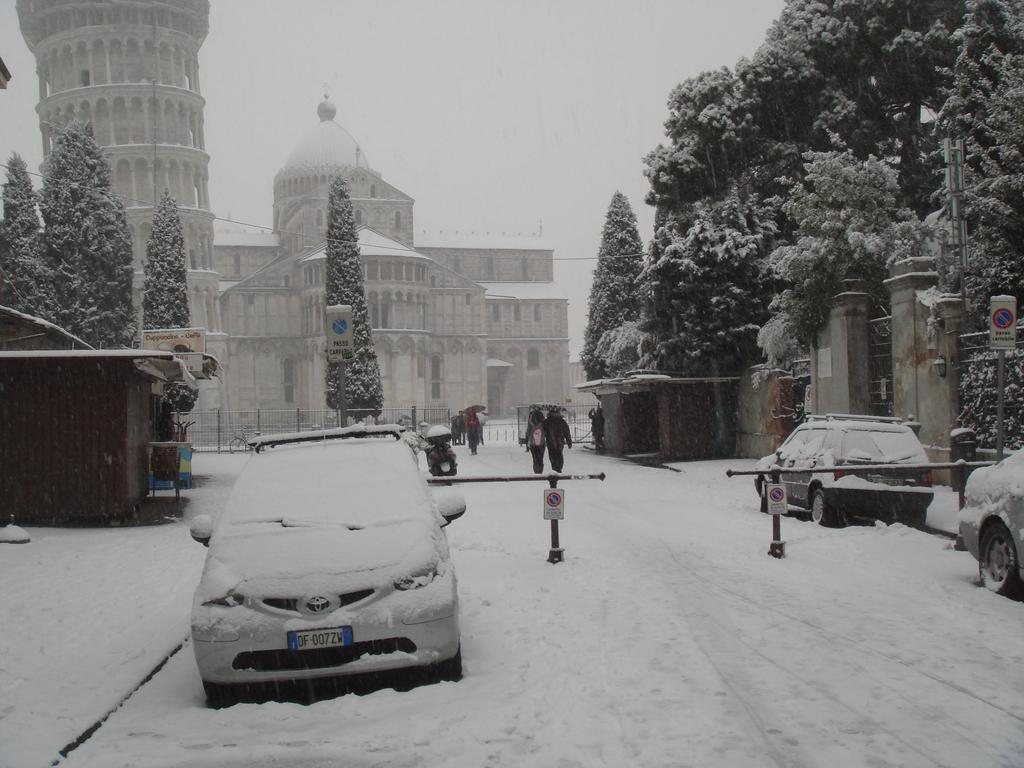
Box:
767;471;786;559
325;305;354;428
990;296;1018;461
544;479;565;563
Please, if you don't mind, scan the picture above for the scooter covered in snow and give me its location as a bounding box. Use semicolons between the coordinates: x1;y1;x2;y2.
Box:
425;425;458;477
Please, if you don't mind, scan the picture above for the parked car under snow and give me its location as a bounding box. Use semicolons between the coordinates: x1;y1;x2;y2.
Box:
959;451;1024;599
188;428;466;705
755;415;934;528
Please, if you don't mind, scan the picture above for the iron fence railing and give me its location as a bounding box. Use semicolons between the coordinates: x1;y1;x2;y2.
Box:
176;406;451;452
868;315;894;418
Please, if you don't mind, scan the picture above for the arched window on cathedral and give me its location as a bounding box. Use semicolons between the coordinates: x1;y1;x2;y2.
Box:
394;210;402;230
521;257;529;280
282;358;295;404
370;184;376;198
233;254;241;275
431;355;442;400
355;209;362;225
527;348;540;369
485;258;495;279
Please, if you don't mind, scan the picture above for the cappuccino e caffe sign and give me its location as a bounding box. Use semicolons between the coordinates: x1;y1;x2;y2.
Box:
325;304;354;363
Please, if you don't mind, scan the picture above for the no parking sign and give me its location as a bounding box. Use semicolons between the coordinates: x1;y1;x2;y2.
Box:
543;489;564;520
990;296;1018;350
766;484;787;516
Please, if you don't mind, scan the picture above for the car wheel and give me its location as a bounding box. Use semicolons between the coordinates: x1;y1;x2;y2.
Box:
979;522;1024;599
810;489;834;527
202;680;236;708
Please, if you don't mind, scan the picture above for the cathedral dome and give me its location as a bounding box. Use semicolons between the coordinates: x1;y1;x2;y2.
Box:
281;98;372;175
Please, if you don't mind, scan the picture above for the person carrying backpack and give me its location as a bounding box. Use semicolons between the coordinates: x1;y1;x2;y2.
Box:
526;409;546;474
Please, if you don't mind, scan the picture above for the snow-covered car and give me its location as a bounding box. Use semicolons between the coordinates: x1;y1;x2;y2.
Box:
958;451;1024;599
188;429;466;705
755;415;934;527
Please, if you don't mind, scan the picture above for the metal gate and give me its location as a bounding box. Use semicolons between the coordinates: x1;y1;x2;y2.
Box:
868;315;894;417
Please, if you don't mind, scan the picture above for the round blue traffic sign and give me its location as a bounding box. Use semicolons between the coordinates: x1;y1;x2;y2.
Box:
768;487;785;503
546;492;562;507
332;319;349;334
992;308;1014;330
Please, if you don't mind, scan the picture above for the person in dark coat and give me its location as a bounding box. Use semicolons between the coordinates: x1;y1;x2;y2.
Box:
464;408;481;455
526;408;547;474
589;405;605;452
157;401;175;442
450;412;465;445
543;407;572;473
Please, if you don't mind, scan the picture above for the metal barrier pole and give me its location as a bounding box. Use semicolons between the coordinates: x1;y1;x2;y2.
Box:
769;468;785;559
216;409;221;454
548;475;563;564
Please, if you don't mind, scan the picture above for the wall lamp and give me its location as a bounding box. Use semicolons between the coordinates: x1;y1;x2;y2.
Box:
933;355;947;378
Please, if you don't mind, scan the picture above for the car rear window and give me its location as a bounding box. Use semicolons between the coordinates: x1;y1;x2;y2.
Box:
843;429;926;464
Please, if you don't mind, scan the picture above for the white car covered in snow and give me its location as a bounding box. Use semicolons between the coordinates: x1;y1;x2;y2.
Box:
188;427;466;705
959;451;1024;599
755;415;934;527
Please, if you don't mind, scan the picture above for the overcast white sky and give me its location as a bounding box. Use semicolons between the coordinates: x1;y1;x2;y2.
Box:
0;0;785;356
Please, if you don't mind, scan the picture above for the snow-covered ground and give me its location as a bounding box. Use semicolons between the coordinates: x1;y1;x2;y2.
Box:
2;442;1023;768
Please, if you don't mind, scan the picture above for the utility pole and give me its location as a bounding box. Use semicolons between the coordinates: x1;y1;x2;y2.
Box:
944;138;969;322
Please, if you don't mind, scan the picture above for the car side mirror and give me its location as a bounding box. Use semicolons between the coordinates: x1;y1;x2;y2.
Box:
435;492;467;526
190;514;213;546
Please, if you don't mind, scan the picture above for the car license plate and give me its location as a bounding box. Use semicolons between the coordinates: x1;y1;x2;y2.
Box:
867;474;904;487
287;626;353;651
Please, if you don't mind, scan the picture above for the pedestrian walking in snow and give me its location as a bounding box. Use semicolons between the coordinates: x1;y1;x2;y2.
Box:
526;408;547;474
465;408;481;455
543;407;572;473
589;405;605;453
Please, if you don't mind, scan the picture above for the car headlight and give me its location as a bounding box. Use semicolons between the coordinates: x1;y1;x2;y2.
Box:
394;564;440;591
202;591;245;607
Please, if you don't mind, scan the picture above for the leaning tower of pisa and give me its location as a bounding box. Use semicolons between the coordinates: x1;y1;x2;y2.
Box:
16;0;221;336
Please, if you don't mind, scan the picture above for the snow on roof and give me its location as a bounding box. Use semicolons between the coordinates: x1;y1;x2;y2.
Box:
416;232;553;251
0;304;93;349
480;282;567;301
302;227;434;262
213;230;281;248
0;349;197;387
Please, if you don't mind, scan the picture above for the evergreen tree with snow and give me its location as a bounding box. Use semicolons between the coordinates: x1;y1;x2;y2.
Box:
324;176;382;415
0;154;51;317
39;121;135;348
763;151;933;353
641;189;777;375
938;0;1024;323
581;192;645;380
143;190;197;413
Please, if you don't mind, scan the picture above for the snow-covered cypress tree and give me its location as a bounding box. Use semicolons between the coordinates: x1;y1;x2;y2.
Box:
0;153;51;317
39;120;136;348
324;176;382;414
143;190;196;413
581;192;645;380
641;189;777;375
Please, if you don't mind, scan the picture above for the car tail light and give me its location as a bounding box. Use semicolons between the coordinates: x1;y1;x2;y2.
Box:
834;470;845;481
920;471;933;487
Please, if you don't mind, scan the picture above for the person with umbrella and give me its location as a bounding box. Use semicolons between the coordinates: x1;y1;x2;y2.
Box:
464;407;481;455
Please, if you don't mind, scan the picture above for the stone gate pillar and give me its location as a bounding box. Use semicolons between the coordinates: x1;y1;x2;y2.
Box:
884;257;950;448
811;285;871;415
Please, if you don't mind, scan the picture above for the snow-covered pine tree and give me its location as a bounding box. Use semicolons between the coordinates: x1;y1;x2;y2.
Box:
641;189;777;375
581;192;645;380
323;176;383;415
143;190;196;413
0;153;51;317
39;121;135;348
939;0;1024;323
763;151;933;351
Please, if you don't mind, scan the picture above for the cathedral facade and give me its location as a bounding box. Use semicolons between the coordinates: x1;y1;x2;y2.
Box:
18;0;570;417
214;98;569;416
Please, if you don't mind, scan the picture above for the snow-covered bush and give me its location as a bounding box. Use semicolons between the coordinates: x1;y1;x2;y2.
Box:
959;348;1023;450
